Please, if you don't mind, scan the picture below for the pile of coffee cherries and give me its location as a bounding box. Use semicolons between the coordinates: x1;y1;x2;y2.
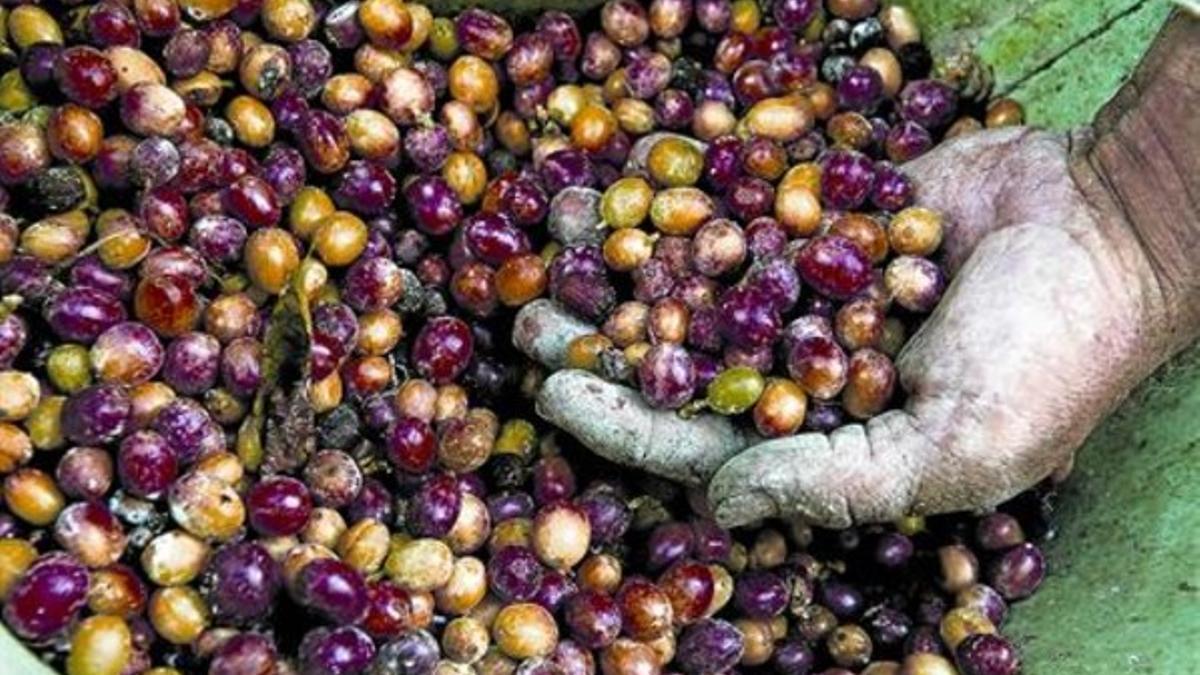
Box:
0;408;1047;675
531;9;1010;429
0;0;1036;673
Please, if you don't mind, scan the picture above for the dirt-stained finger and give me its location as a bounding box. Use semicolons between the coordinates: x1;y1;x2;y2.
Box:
708;411;933;528
512;299;597;370
537;370;746;485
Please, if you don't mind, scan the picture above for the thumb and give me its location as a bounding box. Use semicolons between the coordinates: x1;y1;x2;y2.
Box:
903;127;1065;273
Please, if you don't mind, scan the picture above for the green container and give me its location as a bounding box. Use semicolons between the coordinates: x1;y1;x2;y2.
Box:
2;2;1194;674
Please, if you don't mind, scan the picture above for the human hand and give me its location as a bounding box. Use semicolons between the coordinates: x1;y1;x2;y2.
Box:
518;16;1200;528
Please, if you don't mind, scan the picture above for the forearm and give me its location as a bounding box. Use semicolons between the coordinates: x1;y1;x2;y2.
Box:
1071;11;1200;336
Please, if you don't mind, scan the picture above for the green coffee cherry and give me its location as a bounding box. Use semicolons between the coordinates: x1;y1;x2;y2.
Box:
26;395;65;450
429;17;459;61
495;419;538;458
601;177;654;229
48;343;92;393
706;367;766;415
0;70;35;113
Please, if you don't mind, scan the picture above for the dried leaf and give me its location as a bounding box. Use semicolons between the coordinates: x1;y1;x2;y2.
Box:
263;385;316;475
237;287;310;471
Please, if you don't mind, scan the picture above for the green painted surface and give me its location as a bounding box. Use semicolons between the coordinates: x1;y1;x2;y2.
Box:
913;0;1147;91
0;2;1191;674
908;0;1175;128
1004;344;1200;673
1005;1;1174;129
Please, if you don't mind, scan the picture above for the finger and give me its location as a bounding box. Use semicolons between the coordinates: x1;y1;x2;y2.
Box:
904;128;1069;273
512;299;597;370
537;370;746;485
708;411;935;528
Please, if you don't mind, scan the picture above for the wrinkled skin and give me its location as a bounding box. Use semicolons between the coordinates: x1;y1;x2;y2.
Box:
521;15;1200;528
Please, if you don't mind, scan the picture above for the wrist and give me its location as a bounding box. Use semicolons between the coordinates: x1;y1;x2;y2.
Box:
1070;12;1200;333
